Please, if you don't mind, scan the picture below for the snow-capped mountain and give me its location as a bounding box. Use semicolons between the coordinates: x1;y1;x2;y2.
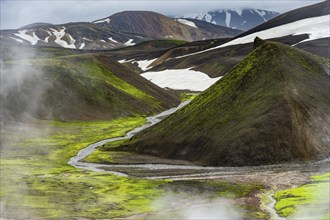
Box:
179;9;280;31
0;11;242;50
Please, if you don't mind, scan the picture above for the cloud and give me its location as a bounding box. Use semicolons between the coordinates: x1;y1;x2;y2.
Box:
0;0;324;30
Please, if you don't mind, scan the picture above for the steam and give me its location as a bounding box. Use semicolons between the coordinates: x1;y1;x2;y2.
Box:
150;192;243;219
0;45;53;121
0;45;52;218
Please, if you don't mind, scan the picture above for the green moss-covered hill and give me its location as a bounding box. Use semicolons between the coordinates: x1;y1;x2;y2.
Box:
1;54;179;121
121;40;330;166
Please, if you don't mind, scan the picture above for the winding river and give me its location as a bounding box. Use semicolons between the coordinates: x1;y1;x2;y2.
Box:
68;101;192;176
68;101;329;220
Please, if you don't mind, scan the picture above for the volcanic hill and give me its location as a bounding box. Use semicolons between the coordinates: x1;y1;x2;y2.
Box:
120;39;330;166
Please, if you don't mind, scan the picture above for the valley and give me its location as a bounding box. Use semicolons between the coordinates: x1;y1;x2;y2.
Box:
1;1;329;219
2;100;328;219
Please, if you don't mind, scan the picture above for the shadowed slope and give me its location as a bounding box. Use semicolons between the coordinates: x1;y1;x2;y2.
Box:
121;40;330;166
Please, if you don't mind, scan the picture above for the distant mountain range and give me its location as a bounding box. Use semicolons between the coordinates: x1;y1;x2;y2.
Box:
177;9;280;30
0;11;242;50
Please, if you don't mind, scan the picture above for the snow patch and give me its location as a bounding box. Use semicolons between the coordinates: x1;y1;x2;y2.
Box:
124;39;135;46
42;30;51;43
204;13;212;23
176;15;330;59
134;59;157;71
177;19;198;28
218;15;330;48
141;68;221;91
118;59;135;63
100;39;106;43
83;37;93;41
225;11;231;27
236;9;243;16
93;18;111;24
117;58;157;71
50;27;76;49
9;36;24;43
108;37;118;43
256;9;267;21
14;30;40;45
79;42;85;49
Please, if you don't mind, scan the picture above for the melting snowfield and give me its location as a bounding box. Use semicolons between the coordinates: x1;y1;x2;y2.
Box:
218;14;330;48
177;19;198;28
141;68;221;91
117;58;158;71
93;18;111;24
177;14;330;59
124;39;135;46
50;27;76;49
14;30;40;45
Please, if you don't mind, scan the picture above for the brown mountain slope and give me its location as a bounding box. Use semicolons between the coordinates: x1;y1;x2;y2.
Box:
101;11;242;41
120;40;330;166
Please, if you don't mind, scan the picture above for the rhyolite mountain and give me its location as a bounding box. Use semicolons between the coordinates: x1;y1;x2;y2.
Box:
0;11;242;50
119;40;330;166
0;49;180;121
141;0;330;80
178;9;279;31
94;11;242;40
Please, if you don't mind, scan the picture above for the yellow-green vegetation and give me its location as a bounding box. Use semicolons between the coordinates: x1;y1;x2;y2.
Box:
274;172;330;219
179;92;199;102
28;56;159;105
0;117;169;219
3;53;178;121
84;138;128;163
0;114;270;219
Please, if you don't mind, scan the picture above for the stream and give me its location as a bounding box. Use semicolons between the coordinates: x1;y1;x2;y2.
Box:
68;101;329;220
68;101;191;175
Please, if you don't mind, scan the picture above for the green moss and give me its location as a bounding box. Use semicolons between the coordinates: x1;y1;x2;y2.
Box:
0;117;169;219
76;57;159;105
274;172;330;218
216;182;264;199
179;92;199;102
83;149;116;163
4;55;164;120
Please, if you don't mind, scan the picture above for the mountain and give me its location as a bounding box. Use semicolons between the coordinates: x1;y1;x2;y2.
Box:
0;11;242;50
119;40;330;166
94;11;242;40
178;9;280;31
239;0;330;37
128;0;329;91
0;48;180;121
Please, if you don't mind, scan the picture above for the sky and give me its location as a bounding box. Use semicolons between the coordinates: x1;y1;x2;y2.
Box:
0;0;325;30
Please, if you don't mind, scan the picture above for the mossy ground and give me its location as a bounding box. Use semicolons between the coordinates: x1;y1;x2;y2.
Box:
0;117;168;219
0;117;266;219
0;116;265;219
274;172;330;219
179;92;199;102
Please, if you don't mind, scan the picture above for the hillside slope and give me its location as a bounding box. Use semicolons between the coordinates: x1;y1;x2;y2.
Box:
95;11;242;40
0;53;179;121
121;40;330;166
